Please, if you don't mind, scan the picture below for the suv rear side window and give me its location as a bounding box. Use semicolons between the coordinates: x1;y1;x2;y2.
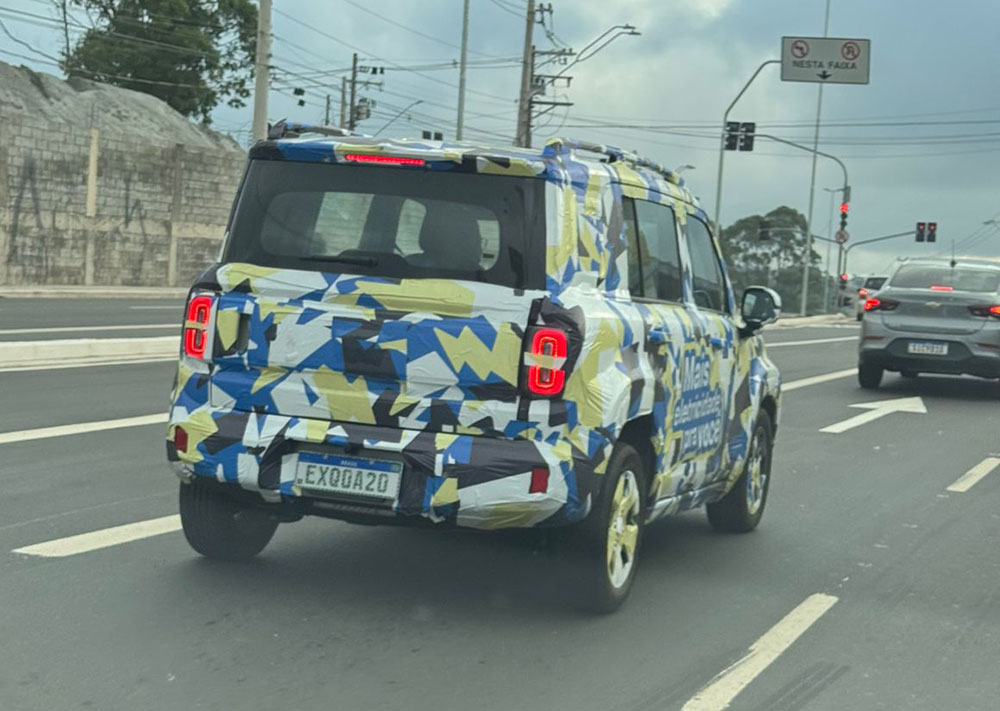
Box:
634;199;682;301
685;216;728;312
225;159;544;289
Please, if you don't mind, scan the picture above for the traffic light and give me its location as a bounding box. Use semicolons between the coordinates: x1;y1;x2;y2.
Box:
739;122;755;151
839;273;850;289
840;202;849;231
724;122;740;150
916;221;926;242
927;222;937;243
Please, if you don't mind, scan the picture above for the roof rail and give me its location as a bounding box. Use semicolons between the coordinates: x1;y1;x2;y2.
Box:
266;119;368;140
545;136;679;185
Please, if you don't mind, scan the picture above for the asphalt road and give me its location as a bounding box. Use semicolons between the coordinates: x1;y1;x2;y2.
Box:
2;318;998;711
0;298;184;341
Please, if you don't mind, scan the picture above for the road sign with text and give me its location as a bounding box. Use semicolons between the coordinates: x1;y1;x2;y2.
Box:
781;37;871;84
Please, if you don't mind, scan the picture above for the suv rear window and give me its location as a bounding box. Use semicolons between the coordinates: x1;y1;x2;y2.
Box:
889;264;1000;293
224;159;545;289
863;277;887;290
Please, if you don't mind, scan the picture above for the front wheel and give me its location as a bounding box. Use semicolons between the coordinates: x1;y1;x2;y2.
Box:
179;479;278;561
561;442;647;614
858;363;883;389
706;411;774;533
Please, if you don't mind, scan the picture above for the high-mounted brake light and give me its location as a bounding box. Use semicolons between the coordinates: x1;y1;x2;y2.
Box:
930;285;953;292
183;294;214;359
525;327;567;397
344;154;425;166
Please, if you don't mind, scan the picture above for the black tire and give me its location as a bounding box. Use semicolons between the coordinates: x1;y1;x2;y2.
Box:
856;311;863;322
179;479;278;561
901;370;918;379
706;411;774;533
560;442;647;614
858;363;883;389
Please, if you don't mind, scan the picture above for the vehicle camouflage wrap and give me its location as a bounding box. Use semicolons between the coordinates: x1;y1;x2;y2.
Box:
166;135;781;530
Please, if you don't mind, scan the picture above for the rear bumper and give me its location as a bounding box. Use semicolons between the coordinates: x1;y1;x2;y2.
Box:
859;337;1000;377
166;407;600;530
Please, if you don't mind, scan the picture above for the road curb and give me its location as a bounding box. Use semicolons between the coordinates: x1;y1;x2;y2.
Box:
0;336;179;369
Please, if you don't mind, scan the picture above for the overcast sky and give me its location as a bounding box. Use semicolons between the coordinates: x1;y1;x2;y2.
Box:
3;0;999;276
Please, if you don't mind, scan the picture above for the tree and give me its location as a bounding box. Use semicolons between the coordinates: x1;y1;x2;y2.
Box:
65;0;257;124
719;206;827;314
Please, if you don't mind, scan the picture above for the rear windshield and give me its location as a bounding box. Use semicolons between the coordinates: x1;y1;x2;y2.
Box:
889;264;1000;292
224;159;545;289
863;277;887;289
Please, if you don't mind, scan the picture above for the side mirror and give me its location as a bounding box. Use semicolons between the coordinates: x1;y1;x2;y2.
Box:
740;286;781;336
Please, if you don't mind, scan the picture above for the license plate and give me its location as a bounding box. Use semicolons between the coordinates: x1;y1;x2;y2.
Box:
295;452;402;501
907;341;948;356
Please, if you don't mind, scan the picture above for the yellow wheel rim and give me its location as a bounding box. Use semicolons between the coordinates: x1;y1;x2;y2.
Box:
607;470;640;589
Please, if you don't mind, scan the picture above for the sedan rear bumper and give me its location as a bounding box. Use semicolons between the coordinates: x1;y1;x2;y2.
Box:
860;337;1000;377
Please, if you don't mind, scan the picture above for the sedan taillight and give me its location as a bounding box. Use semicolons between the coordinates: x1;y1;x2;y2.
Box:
968;305;1000;318
864;297;899;312
183;293;215;359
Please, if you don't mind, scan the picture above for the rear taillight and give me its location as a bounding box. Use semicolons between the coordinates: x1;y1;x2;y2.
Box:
524;327;567;397
930;285;954;292
183;293;215;359
864;297;899;312
968;305;1000;318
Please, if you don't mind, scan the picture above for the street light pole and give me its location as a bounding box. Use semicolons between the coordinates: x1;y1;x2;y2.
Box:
250;0;272;143
456;0;470;140
823;186;846;312
799;0;833;316
842;230;917;274
712;59;781;232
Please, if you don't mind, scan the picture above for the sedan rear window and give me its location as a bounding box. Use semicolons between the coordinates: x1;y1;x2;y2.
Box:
889;264;1000;292
224;159;545;289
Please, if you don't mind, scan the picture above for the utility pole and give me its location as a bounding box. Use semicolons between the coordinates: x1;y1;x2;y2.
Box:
324;95;331;125
340;77;347;127
515;0;537;147
58;0;70;68
456;0;470;140
799;0;832;316
348;52;359;131
251;0;272;142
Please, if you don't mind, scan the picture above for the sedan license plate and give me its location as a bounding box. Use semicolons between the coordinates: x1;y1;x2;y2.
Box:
295;452;402;501
907;341;948;356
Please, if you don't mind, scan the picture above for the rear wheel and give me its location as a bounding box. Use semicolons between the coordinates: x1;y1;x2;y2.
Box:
179;479;278;561
562;443;646;614
858;363;883;389
707;411;774;533
855;311;863;322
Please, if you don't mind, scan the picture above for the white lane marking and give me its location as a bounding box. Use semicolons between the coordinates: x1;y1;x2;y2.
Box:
0;324;176;335
0;413;168;445
12;515;181;557
0;355;176;373
946;457;1000;493
682;593;839;711
783;368;856;391
129;305;182;310
767;335;856;348
819;396;926;434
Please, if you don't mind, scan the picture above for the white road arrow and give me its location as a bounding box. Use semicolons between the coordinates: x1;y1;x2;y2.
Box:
820;396;927;434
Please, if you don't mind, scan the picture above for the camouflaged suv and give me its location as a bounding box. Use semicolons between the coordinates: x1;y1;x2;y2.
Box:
166;125;783;611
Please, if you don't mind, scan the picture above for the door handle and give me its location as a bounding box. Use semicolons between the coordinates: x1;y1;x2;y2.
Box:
648;327;668;344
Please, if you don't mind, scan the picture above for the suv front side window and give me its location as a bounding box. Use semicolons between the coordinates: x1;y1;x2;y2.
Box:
685;216;728;313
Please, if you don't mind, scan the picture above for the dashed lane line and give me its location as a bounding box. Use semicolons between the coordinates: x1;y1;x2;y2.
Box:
681;593;839;711
0;324;176;335
766;335;856;348
12;515;181;558
782;368;856;391
946;457;1000;493
0;414;168;445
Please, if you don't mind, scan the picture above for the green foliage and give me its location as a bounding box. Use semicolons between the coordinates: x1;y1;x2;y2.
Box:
65;0;257;123
719;206;827;314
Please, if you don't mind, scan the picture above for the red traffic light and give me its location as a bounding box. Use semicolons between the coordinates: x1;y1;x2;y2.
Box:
840;202;850;214
840;273;849;282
